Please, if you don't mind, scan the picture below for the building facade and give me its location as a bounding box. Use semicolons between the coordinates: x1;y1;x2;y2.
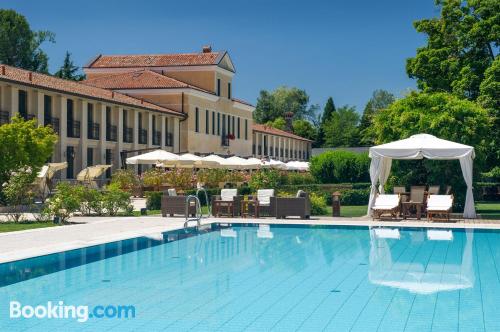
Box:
0;47;312;179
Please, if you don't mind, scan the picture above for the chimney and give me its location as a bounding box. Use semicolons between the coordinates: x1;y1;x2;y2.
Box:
284;112;294;132
202;45;212;53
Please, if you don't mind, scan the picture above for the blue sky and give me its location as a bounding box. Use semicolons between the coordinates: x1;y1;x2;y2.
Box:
3;0;438;113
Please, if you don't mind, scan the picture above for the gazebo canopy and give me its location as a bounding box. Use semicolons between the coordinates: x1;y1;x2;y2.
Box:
367;134;476;218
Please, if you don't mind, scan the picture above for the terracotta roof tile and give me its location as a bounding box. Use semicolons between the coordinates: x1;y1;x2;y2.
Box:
82;69;211;94
253;123;313;142
86;52;222;68
0;65;183;117
232;98;254;107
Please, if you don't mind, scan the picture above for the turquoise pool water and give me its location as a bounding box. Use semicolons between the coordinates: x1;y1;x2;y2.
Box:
0;224;498;331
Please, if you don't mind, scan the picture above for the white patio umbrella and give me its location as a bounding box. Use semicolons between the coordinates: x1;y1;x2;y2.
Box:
126;149;179;165
35;162;68;199
285;161;310;171
264;159;286;169
247;157;266;168
163;153;221;168
201;154;227;165
76;165;112;182
221;156;261;170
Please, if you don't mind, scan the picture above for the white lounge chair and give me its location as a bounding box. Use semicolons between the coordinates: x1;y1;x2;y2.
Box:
427;195;453;222
372;194;401;220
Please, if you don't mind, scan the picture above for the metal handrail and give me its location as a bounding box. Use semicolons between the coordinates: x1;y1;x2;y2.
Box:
184;195;202;228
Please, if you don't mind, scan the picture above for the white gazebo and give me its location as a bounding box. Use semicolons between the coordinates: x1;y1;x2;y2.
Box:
367;134;476;218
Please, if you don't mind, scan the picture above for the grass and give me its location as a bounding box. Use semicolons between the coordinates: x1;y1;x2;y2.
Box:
0;222;56;233
325;205;367;218
476;201;500;220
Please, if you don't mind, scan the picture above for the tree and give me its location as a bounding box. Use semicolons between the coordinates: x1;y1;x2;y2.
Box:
359;89;395;146
265;117;286;130
406;0;499;100
0;116;57;201
253;86;317;123
323;105;360;147
292;119;317;142
317;97;336;147
0;9;54;73
54;51;85;81
372;92;491;207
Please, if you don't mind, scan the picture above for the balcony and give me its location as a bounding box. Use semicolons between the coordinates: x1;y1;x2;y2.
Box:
67;120;81;138
123;127;133;143
106;125;117;142
152;130;161;146
45;117;60;134
88;122;100;140
139;128;148;145
165;133;174;147
0;111;9;125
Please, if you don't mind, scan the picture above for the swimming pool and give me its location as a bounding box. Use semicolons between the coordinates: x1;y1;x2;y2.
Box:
0;224;499;331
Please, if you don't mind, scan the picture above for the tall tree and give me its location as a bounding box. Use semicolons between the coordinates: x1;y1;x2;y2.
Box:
323;105;360;147
406;0;499;100
359;89;395;146
292;119;317;142
0;9;54;73
54;51;85;81
253;86;317;124
316;97;336;147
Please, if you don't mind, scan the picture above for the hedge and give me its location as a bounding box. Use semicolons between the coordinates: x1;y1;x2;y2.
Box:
310;150;370;184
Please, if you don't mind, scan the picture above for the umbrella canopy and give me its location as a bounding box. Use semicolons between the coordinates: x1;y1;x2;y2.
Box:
126;149;179;165
201;154;227;165
37;162;68;180
264;159;286;169
76;165;112;181
163;153;221;168
220;156;261;170
285;161;310;171
247;158;267;168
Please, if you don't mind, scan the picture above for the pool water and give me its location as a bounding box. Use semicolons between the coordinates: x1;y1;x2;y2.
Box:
1;224;499;331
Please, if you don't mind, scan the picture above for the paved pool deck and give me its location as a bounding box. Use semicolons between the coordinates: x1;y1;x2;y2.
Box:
0;215;499;264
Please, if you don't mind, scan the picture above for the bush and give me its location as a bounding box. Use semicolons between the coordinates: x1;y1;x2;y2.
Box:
339;188;370;206
249;169;287;190
165;168;194;190
197;169;228;188
310;150;369;184
145;191;162;210
2;167;37;222
102;183;133;216
310;192;328;215
142;168;168;191
111;169;140;192
44;182;81;224
286;172;316;185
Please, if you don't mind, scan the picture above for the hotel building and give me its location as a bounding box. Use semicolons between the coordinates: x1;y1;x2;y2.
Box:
0;47;312;178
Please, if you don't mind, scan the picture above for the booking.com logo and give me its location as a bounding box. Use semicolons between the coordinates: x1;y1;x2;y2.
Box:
9;301;136;323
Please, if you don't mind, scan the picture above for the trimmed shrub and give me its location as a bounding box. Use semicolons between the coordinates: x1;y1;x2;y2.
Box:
310;192;328;215
310;150;370;184
339;188;370;206
145;191;162;210
102;183;133;216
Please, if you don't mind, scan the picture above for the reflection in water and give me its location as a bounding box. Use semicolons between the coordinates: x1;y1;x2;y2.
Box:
369;227;474;294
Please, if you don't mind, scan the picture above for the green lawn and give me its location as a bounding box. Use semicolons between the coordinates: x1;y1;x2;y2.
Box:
476;202;500;220
0;222;56;233
325;205;367;218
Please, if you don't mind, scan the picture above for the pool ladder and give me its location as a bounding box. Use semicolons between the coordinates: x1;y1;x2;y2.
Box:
184;187;211;228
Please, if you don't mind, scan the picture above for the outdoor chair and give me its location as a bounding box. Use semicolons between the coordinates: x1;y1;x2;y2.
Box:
249;189;276;217
212;189;241;217
427;195;454;222
393;185;408;205
372;194;401;220
161;188;197;217
428;185;440;195
274;190;311;219
402;186;426;219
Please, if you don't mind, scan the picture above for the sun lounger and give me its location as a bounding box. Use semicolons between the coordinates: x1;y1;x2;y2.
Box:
427;195;454;222
372;194;401;220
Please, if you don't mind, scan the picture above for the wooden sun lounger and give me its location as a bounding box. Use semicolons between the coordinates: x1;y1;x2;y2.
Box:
372;194;401;220
427;195;454;222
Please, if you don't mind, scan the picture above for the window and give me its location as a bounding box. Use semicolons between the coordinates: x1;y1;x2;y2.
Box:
138;112;142;129
227;115;231;135
87;147;94;167
18;90;27;119
222;114;226;136
106;106;111;127
205;109;209;134
212;111;215;135
232;116;235;136
195;107;199;132
217;79;221;96
66;146;75;179
245;119;248;140
123;109;128;128
217;112;220;135
105;149;113;178
228;82;231;99
43;95;52;126
237;117;240;139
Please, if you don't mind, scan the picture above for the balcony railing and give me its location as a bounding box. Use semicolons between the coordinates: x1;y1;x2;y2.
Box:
45;117;60;134
139;129;148;145
165;132;173;147
87;122;100;140
106;125;117;142
123;127;133;143
0;111;9;125
152;130;161;146
67;120;81;138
